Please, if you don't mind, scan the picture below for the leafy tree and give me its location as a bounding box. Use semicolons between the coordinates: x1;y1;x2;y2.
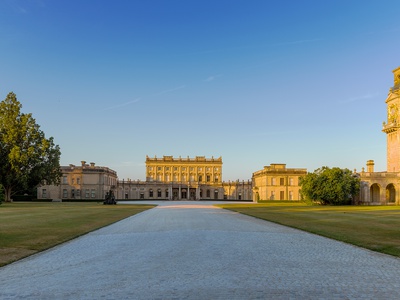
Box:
0;92;61;202
299;166;360;205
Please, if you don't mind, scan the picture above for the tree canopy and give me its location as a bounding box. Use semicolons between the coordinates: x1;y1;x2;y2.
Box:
0;92;61;202
299;166;360;205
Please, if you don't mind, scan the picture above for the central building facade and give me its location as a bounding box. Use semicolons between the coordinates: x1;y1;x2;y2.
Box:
141;155;224;200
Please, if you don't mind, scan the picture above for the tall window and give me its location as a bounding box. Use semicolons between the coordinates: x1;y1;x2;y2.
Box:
165;189;169;198
289;178;294;186
280;178;285;186
198;175;203;182
271;178;276;186
206;175;210;182
85;189;90;198
157;189;162;197
289;191;293;200
149;189;153;198
91;189;96;198
77;178;80;184
280;191;284;200
206;190;211;197
71;189;75;198
76;189;81;197
42;189;47;198
63;189;68;198
63;176;67;184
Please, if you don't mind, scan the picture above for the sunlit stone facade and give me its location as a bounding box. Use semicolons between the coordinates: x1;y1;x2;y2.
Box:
252;163;307;201
38;161;118;200
359;67;400;204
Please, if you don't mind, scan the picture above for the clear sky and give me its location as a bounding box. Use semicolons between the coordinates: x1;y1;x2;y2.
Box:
1;0;399;181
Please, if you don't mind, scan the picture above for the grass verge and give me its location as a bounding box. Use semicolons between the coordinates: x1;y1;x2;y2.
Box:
216;202;400;257
0;202;155;267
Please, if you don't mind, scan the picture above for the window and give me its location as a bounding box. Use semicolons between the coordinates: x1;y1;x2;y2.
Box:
157;167;162;171
71;189;75;198
174;167;178;171
149;189;154;198
77;178;80;184
91;189;96;198
165;189;169;198
289;191;293;200
85;189;90;198
271;191;275;200
182;167;186;171
165;174;170;182
157;174;162;181
190;175;195;181
72;178;75;184
280;178;285;186
271;178;276;186
42;189;47;198
206;167;210;171
206;175;210;182
173;175;178;181
166;167;170;171
157;189;162;197
63;189;68;198
206;190;211;197
289;178;294;186
182;175;186;181
214;176;219;182
214;190;218;199
198;175;203;182
198;167;202;171
76;189;81;197
280;191;284;200
63;176;67;184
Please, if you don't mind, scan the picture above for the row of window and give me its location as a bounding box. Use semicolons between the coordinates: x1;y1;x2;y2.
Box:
42;189;97;199
148;166;219;172
61;176;117;186
148;174;219;182
267;177;297;186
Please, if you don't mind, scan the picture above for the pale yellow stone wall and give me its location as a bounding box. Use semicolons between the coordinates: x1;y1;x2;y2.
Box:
252;163;307;202
383;68;400;172
146;155;222;184
360;66;400;204
38;161;118;200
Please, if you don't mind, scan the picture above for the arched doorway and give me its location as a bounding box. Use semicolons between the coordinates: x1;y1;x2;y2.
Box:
386;184;396;203
370;184;380;203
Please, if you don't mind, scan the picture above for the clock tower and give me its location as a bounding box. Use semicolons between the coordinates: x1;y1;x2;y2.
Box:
382;67;400;172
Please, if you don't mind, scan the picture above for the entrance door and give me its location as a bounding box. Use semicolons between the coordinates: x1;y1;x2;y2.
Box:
181;189;187;199
172;188;178;200
190;188;196;200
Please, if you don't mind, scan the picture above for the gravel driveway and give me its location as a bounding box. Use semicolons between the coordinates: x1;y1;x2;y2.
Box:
1;201;400;299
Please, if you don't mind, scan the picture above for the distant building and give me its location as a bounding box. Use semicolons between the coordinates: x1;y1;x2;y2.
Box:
359;66;400;204
252;163;307;201
38;156;253;201
38;161;118;200
116;155;252;201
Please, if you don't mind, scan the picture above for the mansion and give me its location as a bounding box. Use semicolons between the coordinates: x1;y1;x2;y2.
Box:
38;66;400;205
38;156;304;202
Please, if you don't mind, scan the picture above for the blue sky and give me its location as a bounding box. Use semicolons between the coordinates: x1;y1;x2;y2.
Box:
1;0;399;181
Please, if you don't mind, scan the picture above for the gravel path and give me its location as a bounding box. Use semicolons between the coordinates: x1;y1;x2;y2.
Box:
1;201;400;299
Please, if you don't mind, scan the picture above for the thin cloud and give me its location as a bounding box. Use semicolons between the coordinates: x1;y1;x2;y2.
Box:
100;98;140;111
204;74;222;82
153;85;186;96
272;38;324;47
340;93;379;104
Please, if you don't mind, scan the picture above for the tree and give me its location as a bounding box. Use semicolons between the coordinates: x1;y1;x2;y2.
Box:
0;92;61;202
299;166;360;205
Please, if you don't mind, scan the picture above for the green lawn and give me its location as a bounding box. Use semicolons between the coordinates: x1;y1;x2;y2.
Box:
217;202;400;257
0;202;155;267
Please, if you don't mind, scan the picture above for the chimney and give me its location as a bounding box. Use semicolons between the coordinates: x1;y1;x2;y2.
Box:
81;161;86;166
366;160;375;173
90;162;95;167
